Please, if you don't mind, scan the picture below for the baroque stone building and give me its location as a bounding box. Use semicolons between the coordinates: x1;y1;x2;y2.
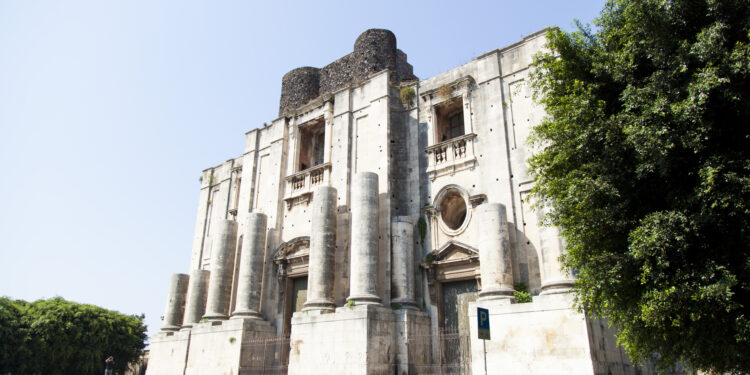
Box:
146;29;650;375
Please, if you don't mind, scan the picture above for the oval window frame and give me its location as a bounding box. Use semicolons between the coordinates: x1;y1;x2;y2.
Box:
434;185;472;236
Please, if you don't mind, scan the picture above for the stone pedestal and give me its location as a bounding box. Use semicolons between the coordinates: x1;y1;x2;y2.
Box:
162;273;190;331
304;186;337;312
146;330;191;375
348;172;382;305
477;203;515;301
468;294;649;375
393;309;431;375
182;269;209;328
288;305;395;375
203;219;238;320
184;318;275;375
391;217;417;309
232;213;267;318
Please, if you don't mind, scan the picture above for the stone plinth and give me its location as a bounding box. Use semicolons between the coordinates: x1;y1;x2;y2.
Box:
469;294;646;375
184;318;275;375
146;330;190;375
393;309;431;375
288;305;396;375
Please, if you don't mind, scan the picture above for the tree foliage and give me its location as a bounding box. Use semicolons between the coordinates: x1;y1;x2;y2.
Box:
0;297;147;375
529;0;750;373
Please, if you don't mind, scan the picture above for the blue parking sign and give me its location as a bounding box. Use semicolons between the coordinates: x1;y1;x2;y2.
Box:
477;307;490;340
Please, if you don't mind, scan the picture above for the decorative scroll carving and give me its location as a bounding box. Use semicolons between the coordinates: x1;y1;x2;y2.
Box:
273;236;311;280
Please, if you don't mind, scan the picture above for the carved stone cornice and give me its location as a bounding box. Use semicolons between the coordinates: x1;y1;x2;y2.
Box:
283;192;312;210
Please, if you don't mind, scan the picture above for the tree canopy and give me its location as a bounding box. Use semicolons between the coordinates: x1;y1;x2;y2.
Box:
529;0;750;373
0;296;147;375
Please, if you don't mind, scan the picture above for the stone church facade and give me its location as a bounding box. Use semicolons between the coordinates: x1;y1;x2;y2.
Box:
146;29;651;375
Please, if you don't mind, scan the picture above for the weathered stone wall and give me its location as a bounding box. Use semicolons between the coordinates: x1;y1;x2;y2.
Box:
288;305;396;375
388;85;411;219
351;29;398;82
279;67;321;118
279;29;416;116
396;50;415;82
147;331;190;375
469;294;658;375
318;54;356;100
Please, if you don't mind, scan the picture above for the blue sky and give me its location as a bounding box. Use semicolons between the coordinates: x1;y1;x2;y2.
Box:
0;0;605;341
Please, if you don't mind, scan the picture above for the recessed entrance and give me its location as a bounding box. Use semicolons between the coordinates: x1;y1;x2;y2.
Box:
291;277;308;315
285;276;308;334
282;276;308;368
441;279;477;374
442;279;478;331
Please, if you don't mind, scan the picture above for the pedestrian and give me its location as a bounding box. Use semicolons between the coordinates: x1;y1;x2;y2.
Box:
105;356;114;375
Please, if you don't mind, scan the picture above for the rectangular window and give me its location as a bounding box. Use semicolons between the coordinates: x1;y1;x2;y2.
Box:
297;118;325;171
436;97;465;143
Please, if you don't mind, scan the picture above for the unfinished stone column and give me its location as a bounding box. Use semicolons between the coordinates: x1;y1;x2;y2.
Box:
161;273;189;331
478;203;515;301
347;172;382;305
391;216;417;308
181;269;210;328
203;219;238;320
303;186;337;312
538;207;575;295
232;213;267;319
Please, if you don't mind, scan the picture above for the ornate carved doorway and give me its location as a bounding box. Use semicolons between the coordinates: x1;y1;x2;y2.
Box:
273;236;310;370
423;240;479;374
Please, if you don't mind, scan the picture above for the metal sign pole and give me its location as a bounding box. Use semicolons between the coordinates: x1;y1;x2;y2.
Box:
483;338;487;375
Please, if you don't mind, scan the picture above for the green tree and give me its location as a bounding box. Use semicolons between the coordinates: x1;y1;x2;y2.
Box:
529;0;750;373
0;298;28;373
0;297;147;375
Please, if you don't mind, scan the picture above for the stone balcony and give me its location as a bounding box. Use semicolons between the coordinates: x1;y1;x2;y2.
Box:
425;133;477;180
283;162;331;209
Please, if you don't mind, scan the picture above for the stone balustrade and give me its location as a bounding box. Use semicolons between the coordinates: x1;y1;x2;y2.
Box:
283;162;331;209
425;133;477;180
